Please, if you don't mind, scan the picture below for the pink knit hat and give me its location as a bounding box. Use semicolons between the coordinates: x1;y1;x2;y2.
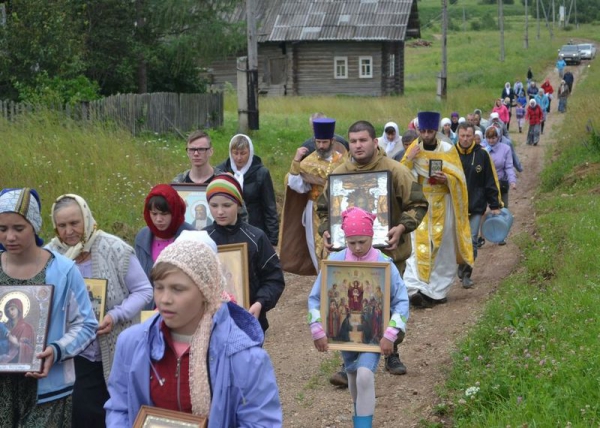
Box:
341;207;376;237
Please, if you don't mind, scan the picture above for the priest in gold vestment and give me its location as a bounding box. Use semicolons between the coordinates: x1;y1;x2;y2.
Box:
401;111;474;307
279;118;345;275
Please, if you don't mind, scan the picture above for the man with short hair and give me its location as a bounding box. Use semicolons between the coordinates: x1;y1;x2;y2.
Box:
563;68;575;93
172;130;222;184
279;118;345;275
394;129;419;162
401;111;473;308
317;120;428;379
455;123;502;288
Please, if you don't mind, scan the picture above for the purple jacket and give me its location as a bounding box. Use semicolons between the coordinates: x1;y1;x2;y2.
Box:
483;141;516;184
105;302;282;427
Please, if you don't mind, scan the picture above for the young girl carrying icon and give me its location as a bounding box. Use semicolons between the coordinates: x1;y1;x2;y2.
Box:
307;207;409;428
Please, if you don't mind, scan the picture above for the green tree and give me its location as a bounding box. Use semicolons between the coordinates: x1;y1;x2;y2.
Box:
0;0;87;100
130;0;245;93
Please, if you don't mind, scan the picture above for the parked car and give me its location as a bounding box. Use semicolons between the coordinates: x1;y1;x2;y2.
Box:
558;45;582;65
577;43;596;60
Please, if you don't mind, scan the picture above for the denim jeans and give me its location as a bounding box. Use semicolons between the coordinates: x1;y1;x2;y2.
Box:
469;214;483;260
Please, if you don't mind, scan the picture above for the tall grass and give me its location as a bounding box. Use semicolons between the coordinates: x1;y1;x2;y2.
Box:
441;44;600;426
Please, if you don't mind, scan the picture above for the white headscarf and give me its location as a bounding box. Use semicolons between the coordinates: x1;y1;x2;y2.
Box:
379;121;401;155
228;134;254;189
49;194;101;260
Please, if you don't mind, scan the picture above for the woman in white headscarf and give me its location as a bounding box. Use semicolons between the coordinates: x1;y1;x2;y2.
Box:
48;194;153;427
216;134;279;246
378;122;404;159
440;118;457;145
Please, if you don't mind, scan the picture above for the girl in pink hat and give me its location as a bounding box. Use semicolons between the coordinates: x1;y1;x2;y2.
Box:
307;207;409;428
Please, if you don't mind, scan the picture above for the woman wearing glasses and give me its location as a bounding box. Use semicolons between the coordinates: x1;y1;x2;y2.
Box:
172;130;223;184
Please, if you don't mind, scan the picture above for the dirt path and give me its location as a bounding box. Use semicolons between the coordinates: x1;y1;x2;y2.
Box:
264;61;588;427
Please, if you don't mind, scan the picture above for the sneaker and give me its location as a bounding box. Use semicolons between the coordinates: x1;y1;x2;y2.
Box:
498;240;507;246
385;353;407;375
476;237;485;248
329;370;348;388
462;275;474;289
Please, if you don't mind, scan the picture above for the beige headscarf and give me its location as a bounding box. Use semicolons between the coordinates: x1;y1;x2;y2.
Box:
49;194;101;260
154;231;226;417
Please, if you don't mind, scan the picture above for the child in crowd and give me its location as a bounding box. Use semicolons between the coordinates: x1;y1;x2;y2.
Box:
105;231;282;427
307;207;409;428
203;174;285;332
515;100;526;133
134;184;195;305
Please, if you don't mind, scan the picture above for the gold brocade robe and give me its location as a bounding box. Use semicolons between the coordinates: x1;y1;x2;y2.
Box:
279;150;344;275
279;151;345;275
401;140;473;283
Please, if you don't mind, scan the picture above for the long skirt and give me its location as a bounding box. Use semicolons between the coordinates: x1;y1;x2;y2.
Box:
0;375;72;427
558;98;568;112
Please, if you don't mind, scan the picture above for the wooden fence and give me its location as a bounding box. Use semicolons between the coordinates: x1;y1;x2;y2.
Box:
0;92;224;136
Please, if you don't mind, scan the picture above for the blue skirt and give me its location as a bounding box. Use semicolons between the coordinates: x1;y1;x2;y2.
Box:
342;351;381;373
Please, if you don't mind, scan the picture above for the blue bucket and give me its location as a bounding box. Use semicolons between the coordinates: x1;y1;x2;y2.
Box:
482;208;514;243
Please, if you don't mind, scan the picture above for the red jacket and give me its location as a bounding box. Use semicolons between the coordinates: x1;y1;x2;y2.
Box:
526;105;544;125
541;80;554;96
150;321;192;413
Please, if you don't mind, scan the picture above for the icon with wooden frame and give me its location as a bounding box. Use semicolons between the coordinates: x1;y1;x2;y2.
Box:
133;405;207;428
320;261;390;353
84;278;108;323
428;159;443;177
0;285;54;373
170;183;213;231
217;243;250;309
327;171;391;251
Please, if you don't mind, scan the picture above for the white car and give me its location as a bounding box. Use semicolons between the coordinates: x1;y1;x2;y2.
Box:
578;43;596;60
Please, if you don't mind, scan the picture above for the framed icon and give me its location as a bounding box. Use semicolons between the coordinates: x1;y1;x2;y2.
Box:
328;171;391;250
320;261;390;353
170;183;214;230
133;405;207;428
140;311;158;323
428;159;443;177
217;243;250;308
0;285;54;373
84;278;108;322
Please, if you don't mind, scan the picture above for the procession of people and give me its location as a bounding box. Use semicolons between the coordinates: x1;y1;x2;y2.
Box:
1;64;574;427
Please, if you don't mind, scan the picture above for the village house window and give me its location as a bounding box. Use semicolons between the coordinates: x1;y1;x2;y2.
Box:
359;56;373;78
334;56;348;79
389;54;396;77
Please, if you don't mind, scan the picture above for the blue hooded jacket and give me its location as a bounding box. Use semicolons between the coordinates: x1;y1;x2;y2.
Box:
105;302;282;427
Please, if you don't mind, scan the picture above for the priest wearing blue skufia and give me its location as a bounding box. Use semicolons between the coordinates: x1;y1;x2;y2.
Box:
279;118;346;275
400;111;473;308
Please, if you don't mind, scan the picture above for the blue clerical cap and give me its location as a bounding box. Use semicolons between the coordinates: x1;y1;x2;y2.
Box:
417;111;441;131
313;118;336;140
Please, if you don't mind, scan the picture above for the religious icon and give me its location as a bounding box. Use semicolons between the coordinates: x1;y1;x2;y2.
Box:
0;285;54;373
320;261;390;352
